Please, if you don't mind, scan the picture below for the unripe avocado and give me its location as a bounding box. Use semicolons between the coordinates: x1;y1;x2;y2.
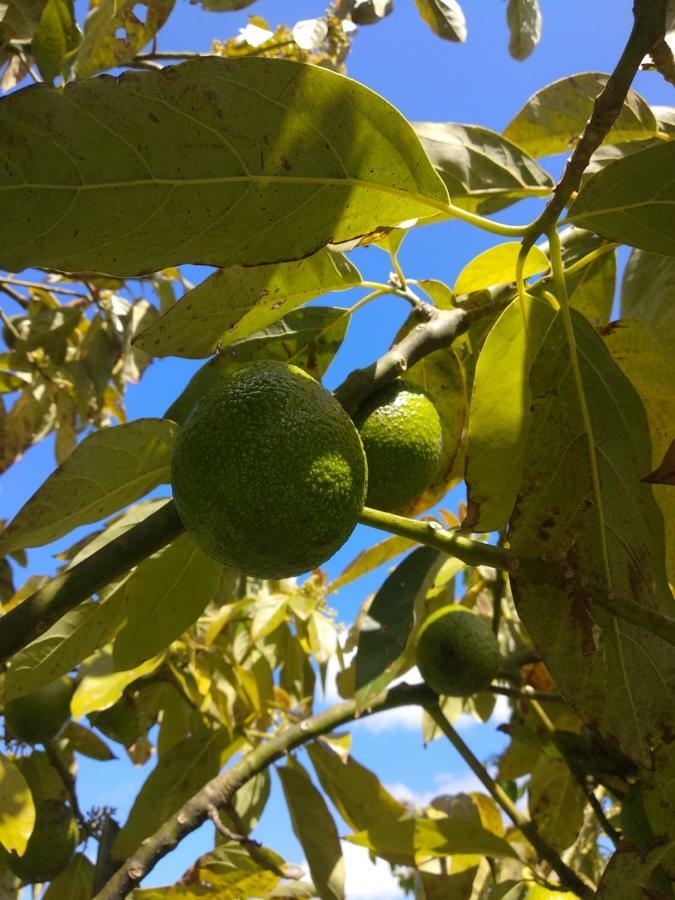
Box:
416;606;501;697
354;380;443;513
171;361;367;579
4;678;73;745
1;800;78;883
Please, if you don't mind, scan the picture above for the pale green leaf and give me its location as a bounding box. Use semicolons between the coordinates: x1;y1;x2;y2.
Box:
4;590;128;701
346;816;518;865
330;533;414;593
0;753;35;855
620;248;675;354
113;729;228;859
454;243;548;295
503;73;657;157
277;761;344;900
528;757;585;851
0;57;447;277
568;141;675;256
74;0;174;78
42;853;95;900
507;0;542;61
113;534;222;669
0;419;178;554
414;123;552;215
508;311;675;765
596;841;675;898
135;249;360;359
71;650;163;719
194;841;283;893
32;0;79;83
414;0;466;42
463;295;556;532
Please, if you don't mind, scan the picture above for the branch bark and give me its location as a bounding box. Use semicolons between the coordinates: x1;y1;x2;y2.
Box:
522;0;668;251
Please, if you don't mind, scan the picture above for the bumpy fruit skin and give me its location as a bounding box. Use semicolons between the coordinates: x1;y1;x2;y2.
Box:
4;678;73;744
416;606;501;697
2;800;78;883
171;361;367;579
354;380;443;513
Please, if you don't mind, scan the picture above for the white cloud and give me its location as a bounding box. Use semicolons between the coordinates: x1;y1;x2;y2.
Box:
300;842;404;900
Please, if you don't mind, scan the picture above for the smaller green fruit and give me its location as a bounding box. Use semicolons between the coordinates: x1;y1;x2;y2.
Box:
2;800;78;883
354;380;443;514
4;678;73;745
416;606;501;697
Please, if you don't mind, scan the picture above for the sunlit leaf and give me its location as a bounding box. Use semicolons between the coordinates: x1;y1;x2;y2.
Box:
414;0;466;42
454;243;548;295
330;534;414;593
71;650;163;719
506;0;542;61
0;754;35;855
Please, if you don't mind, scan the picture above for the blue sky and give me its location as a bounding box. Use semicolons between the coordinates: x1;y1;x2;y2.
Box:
1;1;673;895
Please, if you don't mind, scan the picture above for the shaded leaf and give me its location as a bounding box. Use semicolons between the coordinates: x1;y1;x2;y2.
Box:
414;122;552;215
414;0;466;42
643;742;675;840
0;754;35;855
503;73;657;157
74;0;174;78
506;0;542;61
32;0;79;83
42;853;95;900
165;306;349;424
568;142;675;257
330;533;414;593
620;248;675;355
0;419;177;554
0;0;46;41
113;534;222;669
0;57;447;276
553;229;616;325
463;295;556;532
528;757;585;851
277;761;344;900
135;249;359;359
508;311;675;765
644;440;675;486
596;841;675;899
354;546;441;710
4;590;128;701
454;243;548;295
71;650;162;719
62;721;116;760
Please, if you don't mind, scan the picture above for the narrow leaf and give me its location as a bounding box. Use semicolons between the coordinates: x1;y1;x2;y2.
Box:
0;419;178;554
454;243;548;295
0;57;447;276
135;249;360;358
330;534;414;593
0;753;35;855
506;0;542;61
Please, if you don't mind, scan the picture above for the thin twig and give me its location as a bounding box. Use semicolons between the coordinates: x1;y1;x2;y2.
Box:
0;277;89;299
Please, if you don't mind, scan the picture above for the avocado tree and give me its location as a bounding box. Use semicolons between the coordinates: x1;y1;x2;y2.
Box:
0;0;674;896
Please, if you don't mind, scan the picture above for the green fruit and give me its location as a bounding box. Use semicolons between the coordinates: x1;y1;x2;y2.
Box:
171;360;367;579
4;678;73;745
416;606;501;697
354;380;443;513
2;800;78;883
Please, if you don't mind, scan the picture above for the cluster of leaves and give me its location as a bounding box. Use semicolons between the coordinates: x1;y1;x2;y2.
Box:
1;0;675;898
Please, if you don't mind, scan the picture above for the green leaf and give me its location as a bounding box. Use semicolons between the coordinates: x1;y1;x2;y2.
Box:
0;753;35;855
550;229;616;325
307;742;407;834
4;591;128;702
602;319;675;586
192;841;283;894
113;534;222;669
165;306;349;423
135;249;359;359
42;853;95;900
454;243;548;295
0;57;447;277
0;0;46;42
643;742;675;840
71;649;163;719
277;761;344;900
596;841;675;899
568;141;675;256
32;0;79;83
330;533;414;593
583;137;662;181
506;0;542;61
113;729;228;860
420;868;479;900
508;311;675;765
503;73;657;157
62;721;116;760
414;123;552;215
414;0;466;42
0;419;178;554
528;758;585;851
620;248;675;354
463;295;556;532
73;0;175;78
346;816;518;865
354;546;441;710
15;752;67;804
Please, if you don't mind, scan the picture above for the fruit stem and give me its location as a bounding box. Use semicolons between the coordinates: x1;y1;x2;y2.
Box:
427;703;595;898
0;500;185;665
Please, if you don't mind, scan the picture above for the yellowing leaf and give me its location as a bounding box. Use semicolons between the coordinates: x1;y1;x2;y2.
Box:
454;243;548;295
0;753;35;855
71;651;163;719
330;534;414;593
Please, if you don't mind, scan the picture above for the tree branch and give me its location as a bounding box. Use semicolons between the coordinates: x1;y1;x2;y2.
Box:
522;0;668;251
93;682;436;899
0;501;184;665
